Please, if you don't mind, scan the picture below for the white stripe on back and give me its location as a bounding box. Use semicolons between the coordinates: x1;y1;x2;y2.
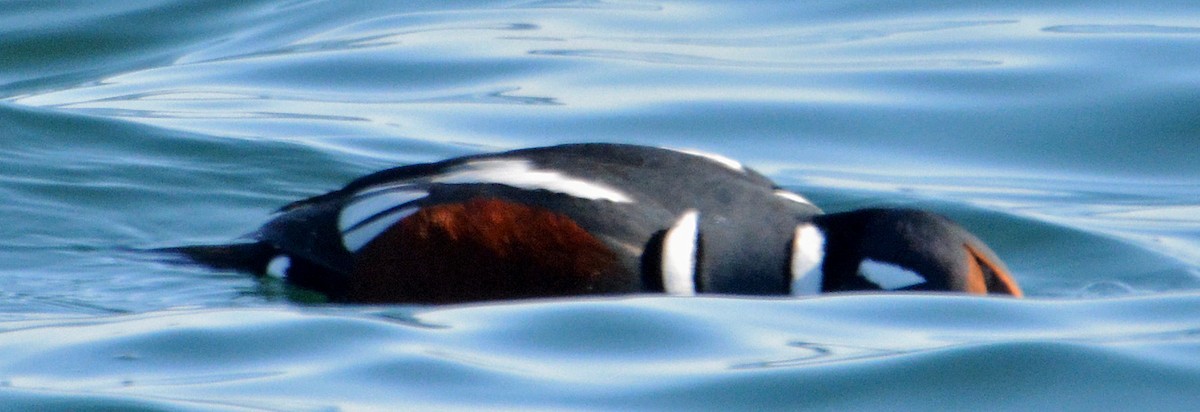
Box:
775;190;815;207
667;148;744;172
432;159;634;203
859;259;926;290
790;223;825;295
662;209;700;295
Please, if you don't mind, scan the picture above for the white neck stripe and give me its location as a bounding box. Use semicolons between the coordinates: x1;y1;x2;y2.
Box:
790;223;825;295
662;210;700;295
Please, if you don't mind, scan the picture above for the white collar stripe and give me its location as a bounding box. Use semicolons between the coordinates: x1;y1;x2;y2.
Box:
790;223;825;295
342;206;421;252
662;209;700;295
339;189;428;232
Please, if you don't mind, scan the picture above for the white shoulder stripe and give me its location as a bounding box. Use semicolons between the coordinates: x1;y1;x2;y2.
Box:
432;159;634;203
342;206;421;252
662;209;700;295
790;223;825;295
775;190;815;207
860;259;926;290
667;148;744;172
338;187;428;232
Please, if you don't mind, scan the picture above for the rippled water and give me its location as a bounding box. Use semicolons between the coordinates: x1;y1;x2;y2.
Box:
2;0;1199;410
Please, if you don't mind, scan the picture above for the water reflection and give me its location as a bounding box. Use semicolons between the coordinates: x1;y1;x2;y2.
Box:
732;341;910;369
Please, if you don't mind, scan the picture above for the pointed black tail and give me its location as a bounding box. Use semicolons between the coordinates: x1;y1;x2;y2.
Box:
156;242;278;274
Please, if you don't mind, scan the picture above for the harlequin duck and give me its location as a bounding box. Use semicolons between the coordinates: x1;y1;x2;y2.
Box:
168;143;1022;303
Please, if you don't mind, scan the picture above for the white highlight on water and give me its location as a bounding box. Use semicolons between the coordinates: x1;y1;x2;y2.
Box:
790;223;825;295
662;209;700;295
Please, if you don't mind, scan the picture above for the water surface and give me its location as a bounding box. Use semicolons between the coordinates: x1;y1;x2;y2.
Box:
1;0;1198;410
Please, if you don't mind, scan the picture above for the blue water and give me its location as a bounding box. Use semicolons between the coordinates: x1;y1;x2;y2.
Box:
2;0;1199;410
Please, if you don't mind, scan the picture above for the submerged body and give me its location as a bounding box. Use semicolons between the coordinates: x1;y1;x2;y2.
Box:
173;143;1022;303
